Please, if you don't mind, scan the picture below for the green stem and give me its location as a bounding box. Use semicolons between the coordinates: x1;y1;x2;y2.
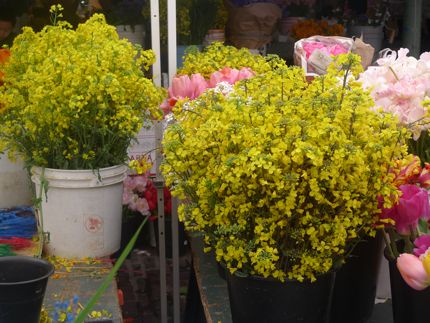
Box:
74;216;149;323
387;228;399;258
404;236;414;254
382;229;395;260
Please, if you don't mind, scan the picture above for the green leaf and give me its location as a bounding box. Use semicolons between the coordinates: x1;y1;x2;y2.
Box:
418;218;430;235
74;216;149;323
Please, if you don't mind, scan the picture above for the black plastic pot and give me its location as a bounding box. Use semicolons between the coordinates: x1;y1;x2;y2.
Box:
0;256;54;323
330;234;383;323
216;261;227;281
226;270;335;323
154;217;187;258
388;257;430;323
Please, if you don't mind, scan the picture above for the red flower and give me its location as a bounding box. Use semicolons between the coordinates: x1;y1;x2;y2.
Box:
144;181;158;212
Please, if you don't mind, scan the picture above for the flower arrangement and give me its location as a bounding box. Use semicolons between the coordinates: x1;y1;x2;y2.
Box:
0;6;164;170
377;156;430;290
161;54;407;282
359;48;430;163
178;42;285;79
291;19;345;40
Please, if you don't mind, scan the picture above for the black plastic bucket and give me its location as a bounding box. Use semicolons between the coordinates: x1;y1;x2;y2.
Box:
330;234;383;323
226;270;335;323
0;256;54;323
388;257;430;323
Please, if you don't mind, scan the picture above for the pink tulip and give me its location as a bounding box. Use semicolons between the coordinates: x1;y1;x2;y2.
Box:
380;184;430;234
418;164;430;189
414;234;430;257
393;156;422;186
208;67;255;88
190;74;209;98
161;73;209;115
397;253;430;290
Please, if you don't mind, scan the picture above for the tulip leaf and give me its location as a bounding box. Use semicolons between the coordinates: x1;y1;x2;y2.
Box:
74;216;149;323
418;218;430;235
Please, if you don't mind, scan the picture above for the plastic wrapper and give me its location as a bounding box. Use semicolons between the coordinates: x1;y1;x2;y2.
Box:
294;36;355;75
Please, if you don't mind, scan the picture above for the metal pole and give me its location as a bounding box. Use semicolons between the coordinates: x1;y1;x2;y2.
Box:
168;0;178;83
150;2;167;322
403;0;422;57
150;0;162;86
154;179;168;323
171;197;181;323
167;2;180;322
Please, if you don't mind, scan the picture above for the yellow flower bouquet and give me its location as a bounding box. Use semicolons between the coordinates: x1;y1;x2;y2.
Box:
161;54;408;282
0;7;164;170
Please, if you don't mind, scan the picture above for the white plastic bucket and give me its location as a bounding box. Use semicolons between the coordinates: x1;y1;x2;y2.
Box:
31;165;127;258
0;153;32;208
348;25;384;56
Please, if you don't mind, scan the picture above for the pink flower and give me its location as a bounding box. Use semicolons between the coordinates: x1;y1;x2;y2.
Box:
359;48;430;138
302;41;348;59
161;74;209;115
208;67;254;88
380;184;430;234
397;253;430;290
414;234;430;257
134;197;150;215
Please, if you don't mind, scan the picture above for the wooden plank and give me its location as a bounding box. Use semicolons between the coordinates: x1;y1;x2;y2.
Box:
43;261;122;322
190;237;232;323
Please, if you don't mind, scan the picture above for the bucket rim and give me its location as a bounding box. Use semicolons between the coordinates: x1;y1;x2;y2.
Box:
0;256;55;286
31;164;127;174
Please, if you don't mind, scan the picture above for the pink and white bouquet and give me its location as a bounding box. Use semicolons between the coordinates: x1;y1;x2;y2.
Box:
160;67;255;115
359;48;430;141
294;36;353;75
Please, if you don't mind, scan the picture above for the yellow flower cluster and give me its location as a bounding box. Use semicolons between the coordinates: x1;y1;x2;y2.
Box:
162;54;408;282
0;13;164;169
178;42;286;78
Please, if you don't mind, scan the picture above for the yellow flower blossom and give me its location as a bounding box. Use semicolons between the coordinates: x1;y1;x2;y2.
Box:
162;54;409;282
0;13;164;169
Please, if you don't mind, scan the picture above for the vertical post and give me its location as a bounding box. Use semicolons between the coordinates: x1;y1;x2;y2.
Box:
403;0;422;57
150;0;162;86
154;179;168;323
150;2;167;322
167;2;181;323
171;197;181;323
168;0;178;83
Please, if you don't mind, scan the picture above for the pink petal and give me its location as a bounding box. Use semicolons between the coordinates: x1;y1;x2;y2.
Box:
397;253;430;290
